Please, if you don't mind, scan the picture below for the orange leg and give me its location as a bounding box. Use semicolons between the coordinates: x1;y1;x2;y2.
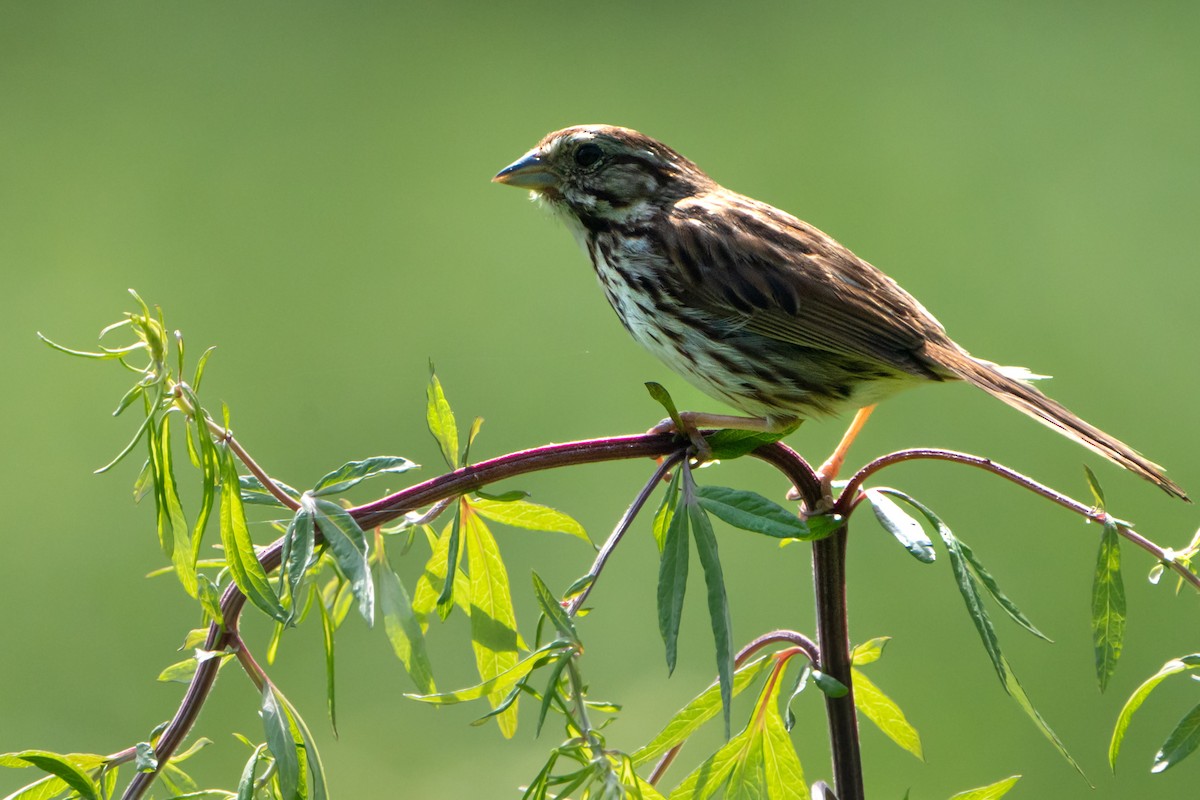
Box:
817;404;876;485
787;405;877;510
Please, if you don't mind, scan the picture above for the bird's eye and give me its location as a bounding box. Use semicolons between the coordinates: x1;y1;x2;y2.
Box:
574;143;603;168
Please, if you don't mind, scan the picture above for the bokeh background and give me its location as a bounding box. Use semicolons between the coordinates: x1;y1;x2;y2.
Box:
3;3;1199;797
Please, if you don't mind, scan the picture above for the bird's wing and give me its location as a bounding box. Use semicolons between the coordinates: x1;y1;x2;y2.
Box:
664;192;949;379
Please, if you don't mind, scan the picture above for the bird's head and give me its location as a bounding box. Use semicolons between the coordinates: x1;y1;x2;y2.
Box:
493;125;708;226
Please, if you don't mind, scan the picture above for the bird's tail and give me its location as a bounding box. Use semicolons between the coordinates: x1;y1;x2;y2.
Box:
925;342;1188;500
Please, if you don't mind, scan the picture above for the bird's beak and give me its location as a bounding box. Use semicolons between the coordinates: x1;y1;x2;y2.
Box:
493;151;559;191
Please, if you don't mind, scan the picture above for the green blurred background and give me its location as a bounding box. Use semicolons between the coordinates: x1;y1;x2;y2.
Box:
3;2;1199;797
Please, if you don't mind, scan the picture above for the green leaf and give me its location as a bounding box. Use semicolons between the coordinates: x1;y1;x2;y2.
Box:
657;484;690;675
95;405;156;474
653;470;682;552
437;503;463;610
150;415;198;598
261;685;301;800
533;651;572;737
470;497;590;543
948;775;1021;799
36;330;125;359
531;571;577;642
426;364;459;469
380;561;437;694
316;586;339;735
881;486;1047;638
865;488;935;563
464;507;523;737
760;684;811;800
219;449;288;622
668;725;746;800
192;345;217;393
898;493;1085;777
688;487;734;737
703;427;793;460
280;500;317;611
312;497;374;625
474;488;529;502
0;751;103;800
1152;702;1200;773
645;381;685;433
696;485;821;540
850;637;890;666
157;649;234;683
956;536;1051;642
851;667;922;760
238;475;303;507
810;670;849;698
235;743;269;800
1092;520;1126;692
406;645;560;704
411;521;469;629
1084;465;1106;510
633;656;771;766
1110;655;1197;769
668;656;809;800
310;456;419;496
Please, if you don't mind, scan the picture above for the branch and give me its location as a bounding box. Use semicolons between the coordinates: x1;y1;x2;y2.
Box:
840;448;1200;592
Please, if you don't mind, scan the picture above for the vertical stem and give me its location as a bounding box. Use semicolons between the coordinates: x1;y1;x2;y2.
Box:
813;524;863;800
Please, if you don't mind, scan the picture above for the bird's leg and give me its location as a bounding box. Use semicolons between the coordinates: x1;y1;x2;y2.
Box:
789;405;877;512
650;411;785;463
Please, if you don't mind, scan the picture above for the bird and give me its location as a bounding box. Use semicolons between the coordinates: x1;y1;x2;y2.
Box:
493;124;1186;500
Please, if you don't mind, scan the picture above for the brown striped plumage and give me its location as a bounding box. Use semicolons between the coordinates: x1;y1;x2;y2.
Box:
494;125;1186;500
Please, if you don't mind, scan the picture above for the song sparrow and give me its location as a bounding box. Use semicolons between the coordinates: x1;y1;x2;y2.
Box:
494;125;1186;500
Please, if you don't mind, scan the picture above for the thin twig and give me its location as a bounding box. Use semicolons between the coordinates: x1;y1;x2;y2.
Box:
566;451;687;616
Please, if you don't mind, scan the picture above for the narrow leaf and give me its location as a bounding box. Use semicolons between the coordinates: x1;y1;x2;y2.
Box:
426;365;459;469
653;470;682;552
1109;656;1196;769
657;489;690;674
865;488;935;563
531;571;576;642
1084;466;1106;510
957;536;1051;642
152;415;198;597
695;485;820;540
464;507;523;737
948;775;1021;799
380;562;437;694
235;743;269;800
850;637;889;666
633;656;771;766
850;667;923;760
703;427;793;460
311;456;419;496
260;685;301;800
898;493;1086;777
316;586;339;735
688;492;733;737
1152;702;1200;773
219;449;287;622
1092;520;1126;692
761;686;811;800
312;497;374;625
280;500;317;610
0;752;100;800
471;497;590;543
645;381;684;433
406;645;559;704
436;503;463;610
